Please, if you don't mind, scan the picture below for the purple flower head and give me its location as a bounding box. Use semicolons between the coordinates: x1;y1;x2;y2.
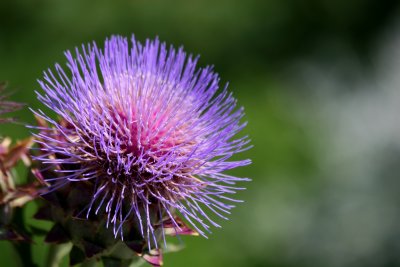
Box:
32;35;251;248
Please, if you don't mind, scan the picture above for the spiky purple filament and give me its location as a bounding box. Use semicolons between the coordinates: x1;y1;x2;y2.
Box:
31;35;251;248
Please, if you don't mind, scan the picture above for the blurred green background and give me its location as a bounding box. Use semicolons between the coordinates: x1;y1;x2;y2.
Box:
2;0;400;266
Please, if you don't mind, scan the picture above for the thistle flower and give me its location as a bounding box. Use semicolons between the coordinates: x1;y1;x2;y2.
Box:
0;84;37;243
32;35;251;252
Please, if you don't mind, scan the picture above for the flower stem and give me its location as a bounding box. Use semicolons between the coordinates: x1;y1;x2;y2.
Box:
45;243;72;267
13;208;36;267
